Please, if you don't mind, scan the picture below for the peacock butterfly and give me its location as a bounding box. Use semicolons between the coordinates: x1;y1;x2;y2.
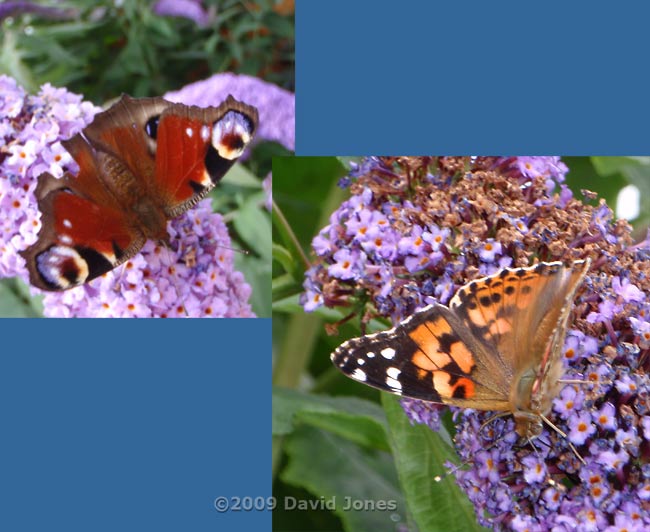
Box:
20;94;258;291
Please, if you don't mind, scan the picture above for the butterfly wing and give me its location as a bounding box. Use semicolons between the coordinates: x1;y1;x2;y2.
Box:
20;135;145;290
331;303;513;411
331;260;590;418
83;94;258;217
153;96;258;217
82;94;171;193
446;259;590;434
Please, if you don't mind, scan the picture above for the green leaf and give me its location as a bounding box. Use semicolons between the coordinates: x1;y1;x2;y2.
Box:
0;278;43;317
273;387;390;451
591;156;650;228
382;395;485;532
234;255;270;318
281;425;410;532
222;163;262;188
232;193;271;260
271;273;302;302
272;243;296;276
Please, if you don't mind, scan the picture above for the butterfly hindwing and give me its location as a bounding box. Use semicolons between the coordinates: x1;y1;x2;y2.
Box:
153;96;258;217
20;136;145;290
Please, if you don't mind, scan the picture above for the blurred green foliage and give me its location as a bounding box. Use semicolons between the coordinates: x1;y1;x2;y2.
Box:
0;0;294;103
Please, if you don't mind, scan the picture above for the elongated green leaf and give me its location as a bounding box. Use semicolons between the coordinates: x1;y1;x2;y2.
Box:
273;387;390;451
382;395;485;532
281;425;409;532
233;193;272;260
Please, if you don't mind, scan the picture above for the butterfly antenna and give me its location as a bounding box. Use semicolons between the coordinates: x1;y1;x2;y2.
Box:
539;413;586;465
216;243;249;255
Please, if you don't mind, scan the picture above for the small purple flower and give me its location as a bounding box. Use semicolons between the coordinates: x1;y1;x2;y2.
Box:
568;411;597;445
587;299;620;324
612;276;645;303
329;249;363;280
478;239;502;263
397;225;426;255
422;225;450;251
401;398;442;431
629;316;650;349
312;230;334;256
554;385;585;419
303;289;323;312
594;402;618;431
521;454;546;484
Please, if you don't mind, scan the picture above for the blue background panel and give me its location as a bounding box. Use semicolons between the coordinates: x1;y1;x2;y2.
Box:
0;319;270;531
297;1;650;155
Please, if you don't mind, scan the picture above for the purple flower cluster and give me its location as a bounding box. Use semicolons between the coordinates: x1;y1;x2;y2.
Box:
0;76;99;278
0;74;260;317
303;156;650;529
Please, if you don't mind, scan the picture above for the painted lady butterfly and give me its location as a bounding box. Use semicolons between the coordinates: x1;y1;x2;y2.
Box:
331;259;590;439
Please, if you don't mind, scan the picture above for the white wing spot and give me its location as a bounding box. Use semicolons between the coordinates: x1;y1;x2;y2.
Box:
63;219;72;228
386;377;402;392
386;367;401;379
200;125;211;141
357;358;365;366
351;368;367;382
185;127;194;138
381;347;396;359
367;352;375;358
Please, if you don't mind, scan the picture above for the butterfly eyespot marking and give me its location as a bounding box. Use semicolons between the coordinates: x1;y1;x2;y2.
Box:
35;245;90;289
211;110;255;161
144;115;160;140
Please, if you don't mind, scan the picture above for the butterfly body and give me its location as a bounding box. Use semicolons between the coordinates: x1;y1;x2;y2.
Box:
332;260;590;439
21;94;258;291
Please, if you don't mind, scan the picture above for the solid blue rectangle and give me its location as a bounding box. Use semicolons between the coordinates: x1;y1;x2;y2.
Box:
297;1;650;155
0;319;270;531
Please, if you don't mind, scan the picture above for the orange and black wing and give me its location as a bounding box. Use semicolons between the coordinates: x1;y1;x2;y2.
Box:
331;303;512;412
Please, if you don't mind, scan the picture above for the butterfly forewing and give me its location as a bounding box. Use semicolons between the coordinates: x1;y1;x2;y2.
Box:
331;304;512;411
83;95;171;189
